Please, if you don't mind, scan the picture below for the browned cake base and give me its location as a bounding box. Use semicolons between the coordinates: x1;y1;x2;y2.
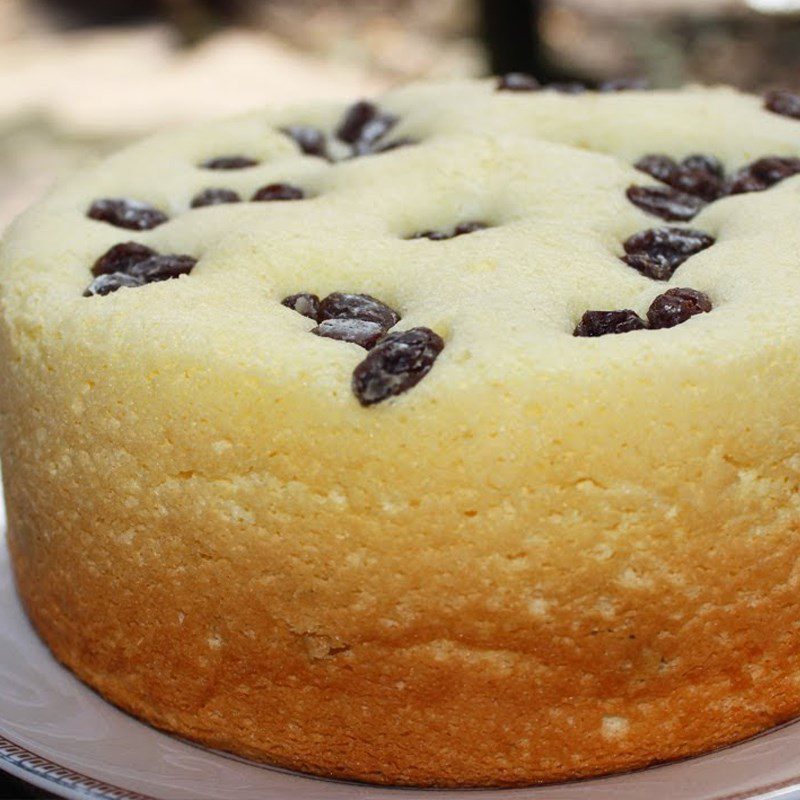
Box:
10;511;800;788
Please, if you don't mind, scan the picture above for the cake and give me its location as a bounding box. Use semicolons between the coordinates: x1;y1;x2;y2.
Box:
2;76;800;788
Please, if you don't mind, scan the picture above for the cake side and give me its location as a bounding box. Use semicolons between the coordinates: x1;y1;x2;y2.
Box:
4;302;800;785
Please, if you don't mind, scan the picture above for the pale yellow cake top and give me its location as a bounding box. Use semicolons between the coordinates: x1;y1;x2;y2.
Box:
2;80;800;442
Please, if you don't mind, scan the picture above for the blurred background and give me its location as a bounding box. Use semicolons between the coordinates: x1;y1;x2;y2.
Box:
1;0;800;232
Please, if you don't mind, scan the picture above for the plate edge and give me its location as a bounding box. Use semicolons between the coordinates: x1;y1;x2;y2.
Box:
0;733;157;800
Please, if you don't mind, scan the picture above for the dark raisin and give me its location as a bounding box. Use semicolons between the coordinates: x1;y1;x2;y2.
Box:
281;125;328;159
201;156;259;170
83;272;144;297
352;327;444;406
599;77;649;92
336;101;397;149
726;156;800;195
727;163;765;195
410;221;487;240
626;186;706;221
573;310;646;337
411;230;450;241
672;172;723;202
251;183;305;201
764;89;800;120
647;287;712;329
128;254;197;283
548;82;587;94
622;227;715;280
725;172;765;195
337;101;377;143
317;293;400;330
312;318;385;349
87;198;168;231
91;241;157;277
681;154;724;179
497;72;540;92
350;121;400;157
636;154;724;201
635;154;679;184
453;221;488;236
622;253;669;281
357;112;398;146
747;156;800;185
282;293;320;320
190;188;241;208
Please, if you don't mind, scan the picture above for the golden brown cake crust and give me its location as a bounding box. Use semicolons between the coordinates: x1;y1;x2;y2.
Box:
10;508;800;787
4;81;800;786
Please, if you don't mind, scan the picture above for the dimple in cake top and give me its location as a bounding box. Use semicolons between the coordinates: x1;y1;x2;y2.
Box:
2;77;800;410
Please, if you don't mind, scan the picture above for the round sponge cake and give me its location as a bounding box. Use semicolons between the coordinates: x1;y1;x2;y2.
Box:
3;78;800;787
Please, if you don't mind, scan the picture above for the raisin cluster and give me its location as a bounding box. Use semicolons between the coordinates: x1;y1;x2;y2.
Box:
282;291;443;405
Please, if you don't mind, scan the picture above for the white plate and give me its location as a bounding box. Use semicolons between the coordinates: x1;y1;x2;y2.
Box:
3;491;800;800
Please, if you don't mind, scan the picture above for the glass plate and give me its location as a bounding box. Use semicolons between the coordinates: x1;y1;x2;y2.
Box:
2;492;800;800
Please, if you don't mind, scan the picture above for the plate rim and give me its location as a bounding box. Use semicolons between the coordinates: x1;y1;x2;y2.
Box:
5;724;800;800
0;733;157;800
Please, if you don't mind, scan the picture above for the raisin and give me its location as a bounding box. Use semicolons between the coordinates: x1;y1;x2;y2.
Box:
411;221;488;240
622;227;715;280
635;154;680;184
281;125;328;159
352;327;444;406
626;186;706;221
312;318;385;349
671;167;724;201
647;287;712;329
201;156;259;169
681;154;724;179
497;73;540;92
87;198;168;231
357;112;397;145
411;230;450;241
91;241;157;277
251;183;305;201
764;89;800;120
635;154;724;201
623;253;669;281
337;101;397;150
317;293;400;330
128;254;197;283
83;272;143;297
726;156;800;195
599;77;649;92
573;310;646;337
548;82;588;94
282;293;320;320
337;101;377;143
190;188;241;208
745;157;800;185
453;221;488;236
726;172;766;195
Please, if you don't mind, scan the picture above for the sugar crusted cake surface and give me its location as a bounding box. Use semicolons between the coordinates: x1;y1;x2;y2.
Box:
2;80;800;786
